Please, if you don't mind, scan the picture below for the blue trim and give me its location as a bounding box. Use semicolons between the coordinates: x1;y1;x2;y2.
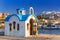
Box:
5;14;30;21
17;8;26;10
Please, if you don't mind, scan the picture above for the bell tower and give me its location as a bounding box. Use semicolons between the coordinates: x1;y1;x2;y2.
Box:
29;7;34;14
17;8;26;15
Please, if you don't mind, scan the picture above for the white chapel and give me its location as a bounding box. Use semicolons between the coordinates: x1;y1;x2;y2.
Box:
4;7;38;37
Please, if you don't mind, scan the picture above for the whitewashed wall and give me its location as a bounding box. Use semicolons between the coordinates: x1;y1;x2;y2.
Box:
25;15;36;37
5;16;25;37
5;15;37;37
5;22;10;36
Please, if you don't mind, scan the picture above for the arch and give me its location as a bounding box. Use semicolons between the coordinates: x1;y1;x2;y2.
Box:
29;18;37;35
27;23;29;30
17;24;20;31
29;18;34;35
9;23;12;32
13;21;16;30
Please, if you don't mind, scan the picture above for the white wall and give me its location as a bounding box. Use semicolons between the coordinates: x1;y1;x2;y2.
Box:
5;15;37;37
5;16;25;37
5;22;10;36
19;21;25;37
25;15;36;37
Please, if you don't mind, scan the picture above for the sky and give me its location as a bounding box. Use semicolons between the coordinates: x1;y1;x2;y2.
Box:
0;0;60;15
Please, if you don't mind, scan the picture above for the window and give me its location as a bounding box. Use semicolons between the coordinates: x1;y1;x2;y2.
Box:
30;19;34;27
17;24;19;31
20;11;22;13
13;21;16;30
9;23;12;32
27;23;29;30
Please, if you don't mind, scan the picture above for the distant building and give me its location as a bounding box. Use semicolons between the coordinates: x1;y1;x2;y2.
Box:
41;11;60;19
0;13;9;18
4;7;38;37
0;13;9;29
53;23;60;28
47;23;60;29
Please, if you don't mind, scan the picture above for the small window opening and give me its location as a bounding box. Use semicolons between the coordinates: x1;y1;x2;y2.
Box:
9;23;12;32
13;21;16;30
17;24;19;31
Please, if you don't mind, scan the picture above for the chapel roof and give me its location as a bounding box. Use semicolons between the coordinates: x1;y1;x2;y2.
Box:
5;14;30;21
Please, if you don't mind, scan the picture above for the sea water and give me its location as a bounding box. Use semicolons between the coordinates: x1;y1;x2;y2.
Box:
38;28;60;35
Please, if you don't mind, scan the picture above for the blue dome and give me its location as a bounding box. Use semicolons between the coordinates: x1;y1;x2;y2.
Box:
5;14;30;21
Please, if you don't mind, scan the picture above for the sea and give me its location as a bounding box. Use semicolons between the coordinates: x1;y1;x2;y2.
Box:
38;28;60;35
